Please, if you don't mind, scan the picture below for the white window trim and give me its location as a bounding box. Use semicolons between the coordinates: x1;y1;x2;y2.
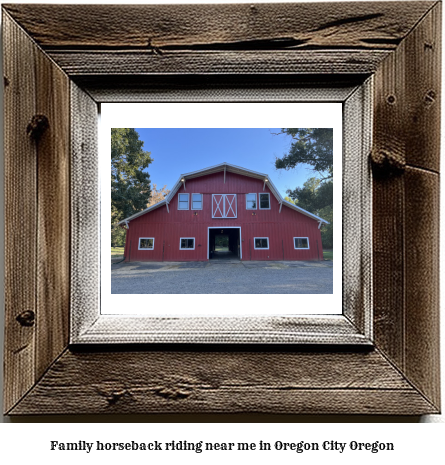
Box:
179;237;195;250
246;193;257;210
178;193;189;210
138;237;155;250
294;237;310;250
253;237;269;250
211;194;237;218
259;192;271;210
191;193;203;210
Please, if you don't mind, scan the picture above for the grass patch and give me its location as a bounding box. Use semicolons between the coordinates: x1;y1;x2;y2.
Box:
111;247;124;258
323;250;333;261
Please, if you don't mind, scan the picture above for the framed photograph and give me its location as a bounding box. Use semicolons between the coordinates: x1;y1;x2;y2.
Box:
98;100;351;341
3;2;440;415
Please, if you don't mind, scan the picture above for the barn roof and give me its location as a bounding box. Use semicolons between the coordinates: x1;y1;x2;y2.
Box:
118;162;329;225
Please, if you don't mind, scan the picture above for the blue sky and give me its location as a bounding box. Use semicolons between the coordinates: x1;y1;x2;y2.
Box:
134;128;318;196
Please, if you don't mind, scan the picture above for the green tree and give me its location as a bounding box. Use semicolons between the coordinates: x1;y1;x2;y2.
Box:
318;205;333;249
286;177;333;249
111;205;126;247
275;128;334;250
147;183;170;207
111;128;153;247
286;178;332;213
275;128;333;181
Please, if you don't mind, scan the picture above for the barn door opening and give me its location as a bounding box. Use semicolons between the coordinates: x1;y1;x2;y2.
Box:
208;227;241;260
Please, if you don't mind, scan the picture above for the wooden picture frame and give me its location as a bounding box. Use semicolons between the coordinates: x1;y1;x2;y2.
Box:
3;2;440;415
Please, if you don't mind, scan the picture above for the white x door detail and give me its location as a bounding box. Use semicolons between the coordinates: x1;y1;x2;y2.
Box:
225;195;236;218
212;195;224;218
212;194;237;218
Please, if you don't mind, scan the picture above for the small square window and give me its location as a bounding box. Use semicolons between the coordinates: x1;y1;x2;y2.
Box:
254;237;269;249
178;193;189;210
138;238;154;250
294;237;309;249
259;193;270;209
180;237;195;250
246;193;257;210
192;193;203;210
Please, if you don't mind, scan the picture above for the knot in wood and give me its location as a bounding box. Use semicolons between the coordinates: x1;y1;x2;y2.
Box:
424;90;436;105
105;390;127;405
154;386;191;400
370;149;405;177
27;115;49;140
16;310;35;327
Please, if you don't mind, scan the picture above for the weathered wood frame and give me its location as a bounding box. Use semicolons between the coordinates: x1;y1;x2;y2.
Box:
3;2;440;415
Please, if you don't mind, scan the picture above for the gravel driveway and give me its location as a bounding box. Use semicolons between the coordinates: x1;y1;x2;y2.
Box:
111;260;333;294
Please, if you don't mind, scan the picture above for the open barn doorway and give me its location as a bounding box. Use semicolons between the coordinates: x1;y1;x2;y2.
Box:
208;227;242;261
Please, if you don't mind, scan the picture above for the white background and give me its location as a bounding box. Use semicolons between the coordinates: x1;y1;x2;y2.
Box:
102;102;342;315
0;1;444;463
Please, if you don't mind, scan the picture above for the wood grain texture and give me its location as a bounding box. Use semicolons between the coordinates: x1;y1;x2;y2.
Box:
3;12;37;414
2;2;441;416
372;9;407;372
3;2;435;50
404;2;441;172
75;316;370;345
372;2;441;172
35;36;71;381
404;168;440;408
8;349;437;415
372;174;405;370
47;50;390;77
70;83;99;340
77;75;365;104
372;3;441;411
342;81;372;337
3;11;71;412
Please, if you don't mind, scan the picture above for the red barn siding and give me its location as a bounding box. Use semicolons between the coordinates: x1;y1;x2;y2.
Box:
124;172;324;262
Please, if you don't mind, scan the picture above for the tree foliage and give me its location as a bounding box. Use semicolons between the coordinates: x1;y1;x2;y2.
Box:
286;177;333;249
111;128;153;247
318;205;333;249
286;178;332;213
147;183;170;207
111;204;126;247
275;128;334;250
275;128;333;180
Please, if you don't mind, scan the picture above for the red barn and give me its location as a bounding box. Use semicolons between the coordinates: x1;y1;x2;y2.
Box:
118;163;328;262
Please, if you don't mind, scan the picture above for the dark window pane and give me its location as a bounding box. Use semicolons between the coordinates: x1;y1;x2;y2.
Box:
181;238;194;249
295;238;309;249
260;194;269;208
255;238;268;248
140;239;153;249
